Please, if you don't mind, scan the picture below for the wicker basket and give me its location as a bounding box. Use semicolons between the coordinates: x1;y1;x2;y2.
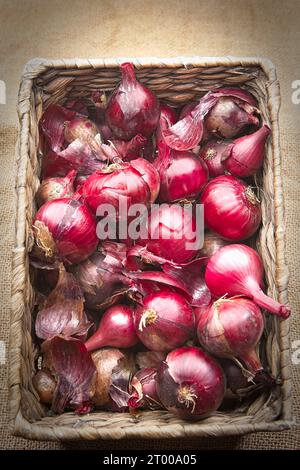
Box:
9;56;292;441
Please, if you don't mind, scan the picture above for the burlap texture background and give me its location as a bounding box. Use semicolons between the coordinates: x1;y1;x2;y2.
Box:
0;0;299;450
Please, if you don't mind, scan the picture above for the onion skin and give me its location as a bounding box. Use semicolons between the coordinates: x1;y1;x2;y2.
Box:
205;244;291;318
129;368;162;410
36;170;76;206
139;204;200;264
130;158;160;204
106;62;160;140
134;290;194;352
40;104;77;153
223;124;271;177
33;369;57;405
64;117;99;145
156;346;226;420
197;297;264;375
156;104;177;149
157;149;208;202
85;305;138;351
33;197;98;265
201;175;262;241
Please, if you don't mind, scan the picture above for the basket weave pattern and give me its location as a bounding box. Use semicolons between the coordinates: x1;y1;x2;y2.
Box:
9;57;292;440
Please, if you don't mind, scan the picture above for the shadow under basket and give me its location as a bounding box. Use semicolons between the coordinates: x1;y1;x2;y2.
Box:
9;56;292;441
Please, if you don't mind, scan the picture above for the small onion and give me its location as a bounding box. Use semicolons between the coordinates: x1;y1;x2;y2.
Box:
33;369;57;405
36;170;76;206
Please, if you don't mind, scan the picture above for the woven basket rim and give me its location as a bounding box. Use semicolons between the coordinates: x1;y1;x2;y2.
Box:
9;56;292;441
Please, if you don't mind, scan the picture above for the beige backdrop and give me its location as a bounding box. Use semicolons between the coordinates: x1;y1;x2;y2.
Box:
0;0;299;450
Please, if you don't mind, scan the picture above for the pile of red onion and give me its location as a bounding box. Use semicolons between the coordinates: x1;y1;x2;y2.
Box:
31;62;290;421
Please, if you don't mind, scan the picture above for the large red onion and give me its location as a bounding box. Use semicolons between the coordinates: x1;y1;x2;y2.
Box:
223;124;271;177
205;244;291;318
129;368;162;410
197;297;265;377
156;346;226;420
81;160;153;216
201;175;261;240
205;88;260;139
134;289;194;352
156;148;208;202
85;305;138;351
139;203;200;264
106;62;160;140
33;197;98;265
36;170;76;206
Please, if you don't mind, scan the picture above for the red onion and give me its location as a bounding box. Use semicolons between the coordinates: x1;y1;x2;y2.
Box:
40;105;77;153
198;140;232;177
156;346;225;420
129;368;162;410
205;88;260;139
42;336;96;414
33;369;57;405
71;245;130;310
36;170;76;206
106;62;160;140
85;305;138;351
130;158;160;203
136;351;166;369
139;203;200;264
205;244;291;318
201;175;261;240
33;197;98;265
223;124;271;177
193;304;211;328
197;297;265;377
156;148;208;202
81;160;152;216
92;348;135;410
156;104;177;149
35;264;91;341
134;289;194;352
64;116;99;146
65;99;89;116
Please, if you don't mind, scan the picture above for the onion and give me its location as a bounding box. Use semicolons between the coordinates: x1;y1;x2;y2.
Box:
139;203;200;264
201;175;261;240
136;351;166;369
223;124;271;177
42;336;96;414
193;304;211;328
134;289;194;352
33;197;98;265
40;104;77;153
33;369;57;405
198;140;232;177
156;104;177;149
85;305;138;351
200;231;230;259
106;62;160;140
35;264;92;341
197;297;266;378
156;346;225;420
129;368;162;410
91;348;135;410
64;116;99;146
36;170;76;206
81;160;152;216
205;88;260;139
130;158;160;203
205;244;291;318
156;148;208;202
71;245;130;310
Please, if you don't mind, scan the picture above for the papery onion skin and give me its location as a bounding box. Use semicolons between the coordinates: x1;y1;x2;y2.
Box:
223;124;271;177
129;368;162;410
197;297;264;375
156;346;226;420
201;175;261;241
205;244;291;318
36;170;76;206
139;203;200;264
85;305;138;351
130;158;160;203
199;140;232;177
71;250;130;310
157;149;208;202
156;104;177;149
134;289;194;352
33;197;98;265
64;117;99;146
40;105;77;153
106;62;160;140
33;369;57;405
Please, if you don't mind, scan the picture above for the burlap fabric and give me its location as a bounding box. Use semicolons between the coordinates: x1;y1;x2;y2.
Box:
0;0;299;449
